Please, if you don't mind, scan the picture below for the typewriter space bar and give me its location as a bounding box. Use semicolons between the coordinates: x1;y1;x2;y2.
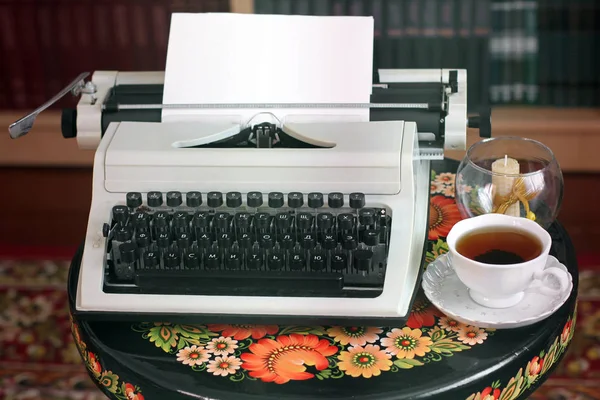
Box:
134;270;345;296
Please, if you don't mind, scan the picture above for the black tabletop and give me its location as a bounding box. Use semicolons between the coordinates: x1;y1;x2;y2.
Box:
68;159;579;400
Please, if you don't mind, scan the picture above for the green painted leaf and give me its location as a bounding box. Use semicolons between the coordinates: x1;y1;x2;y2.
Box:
429;328;446;342
430;339;470;354
148;325;179;353
278;326;327;336
431;169;437;180
176;324;215;339
394;358;425;369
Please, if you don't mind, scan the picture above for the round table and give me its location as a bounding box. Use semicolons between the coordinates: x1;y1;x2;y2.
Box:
68;159;579;400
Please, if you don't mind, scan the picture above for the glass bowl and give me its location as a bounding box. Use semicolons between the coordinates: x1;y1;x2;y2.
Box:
455;136;564;230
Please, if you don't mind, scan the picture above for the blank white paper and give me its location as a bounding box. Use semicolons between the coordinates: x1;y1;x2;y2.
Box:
161;13;374;124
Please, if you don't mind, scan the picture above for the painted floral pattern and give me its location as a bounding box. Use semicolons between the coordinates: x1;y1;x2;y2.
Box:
71;319;145;400
126;169;576;393
466;308;577;400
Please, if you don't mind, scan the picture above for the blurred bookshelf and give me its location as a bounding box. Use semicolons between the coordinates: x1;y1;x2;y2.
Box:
0;0;599;170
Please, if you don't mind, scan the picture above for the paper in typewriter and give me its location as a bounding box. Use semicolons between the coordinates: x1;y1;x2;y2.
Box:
162;13;374;125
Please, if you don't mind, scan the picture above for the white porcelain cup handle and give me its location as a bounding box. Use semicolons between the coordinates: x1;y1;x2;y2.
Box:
527;266;570;297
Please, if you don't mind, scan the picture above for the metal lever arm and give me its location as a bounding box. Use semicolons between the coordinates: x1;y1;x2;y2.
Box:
8;72;91;139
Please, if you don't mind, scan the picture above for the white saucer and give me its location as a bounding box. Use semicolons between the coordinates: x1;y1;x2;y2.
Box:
422;254;574;329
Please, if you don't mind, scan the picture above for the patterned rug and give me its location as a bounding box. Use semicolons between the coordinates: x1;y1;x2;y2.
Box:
0;248;597;400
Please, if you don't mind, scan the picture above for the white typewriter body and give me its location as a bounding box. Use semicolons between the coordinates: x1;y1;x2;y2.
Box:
77;116;432;323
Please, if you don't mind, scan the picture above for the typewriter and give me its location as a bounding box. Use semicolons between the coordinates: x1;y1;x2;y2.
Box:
8;14;490;326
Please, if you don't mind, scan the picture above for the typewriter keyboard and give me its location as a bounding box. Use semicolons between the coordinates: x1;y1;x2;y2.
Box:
102;191;391;298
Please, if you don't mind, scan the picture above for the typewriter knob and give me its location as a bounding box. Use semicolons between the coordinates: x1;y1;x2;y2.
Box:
317;213;334;230
143;251;159;268
207;192;224;208
186;191;202;207
247;191;263;208
359;208;376;225
349;192;365;209
114;225;132;242
328;192;344;208
288;192;304;208
126;192;143;208
136;232;151;248
268;192;284;208
167;191;183;207
226;192;243;208
308;192;324;208
354;249;373;271
364;229;380;246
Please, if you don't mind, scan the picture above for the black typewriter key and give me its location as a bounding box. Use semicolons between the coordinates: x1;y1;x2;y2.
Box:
281;233;294;249
112;205;129;223
302;233;316;249
310;251;326;271
364;229;380;246
308;192;324;208
185;252;200;269
136;232;151;248
192;211;211;229
328;192;344;208
177;232;192;250
290;251;305;270
288;192;304;208
167;191;183;207
173;211;189;229
114;225;133;242
359;208;376;226
338;213;354;231
165;251;180;269
354;249;373;271
276;212;291;230
226;252;242;269
226;191;242;208
259;233;274;249
147;191;163;207
186;191;202;207
153;211;170;229
205;252;220;269
198;233;213;250
126;192;143;208
133;211;150;230
331;253;347;270
143;251;159;269
268;251;284;270
349;192;366;209
239;232;253;249
317;212;334;230
343;235;358;250
235;212;251;229
215;212;231;230
119;242;137;264
218;232;233;249
268;192;284;208
322;233;337;249
255;212;271;231
157;232;171;249
207;191;223;208
247;191;263;208
247;252;263;269
296;212;313;230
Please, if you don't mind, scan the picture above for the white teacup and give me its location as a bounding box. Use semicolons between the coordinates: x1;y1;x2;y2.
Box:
446;213;570;309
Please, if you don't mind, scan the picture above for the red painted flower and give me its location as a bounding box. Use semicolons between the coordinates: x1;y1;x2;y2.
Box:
207;324;279;340
481;386;500;400
561;320;573;345
407;296;442;329
124;383;144;400
528;356;544;377
87;352;102;377
240;333;338;384
428;195;462;240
